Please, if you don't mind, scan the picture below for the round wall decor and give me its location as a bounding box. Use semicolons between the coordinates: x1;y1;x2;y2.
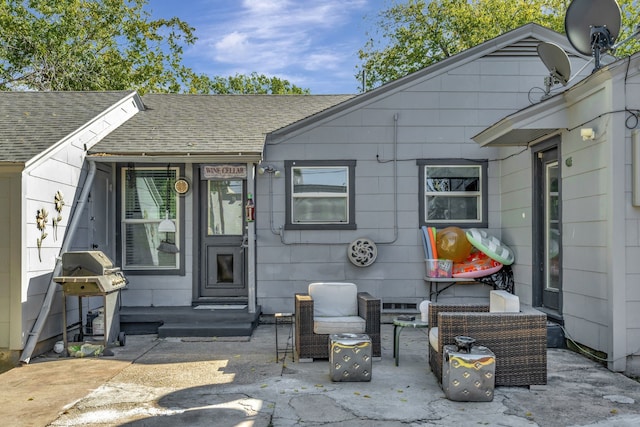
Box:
347;237;378;267
174;178;190;195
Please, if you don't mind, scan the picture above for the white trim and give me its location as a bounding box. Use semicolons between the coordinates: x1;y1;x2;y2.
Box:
24;92;141;172
247;163;256;314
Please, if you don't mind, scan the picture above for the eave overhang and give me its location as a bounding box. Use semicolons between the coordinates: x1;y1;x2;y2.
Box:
472;93;568;147
88;152;263;164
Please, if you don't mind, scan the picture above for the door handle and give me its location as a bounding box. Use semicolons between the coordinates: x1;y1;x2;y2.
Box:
240;235;248;248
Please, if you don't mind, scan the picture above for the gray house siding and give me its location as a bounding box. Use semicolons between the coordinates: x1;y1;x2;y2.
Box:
495;147;535;306
17;94;141;350
494;85;616;361
256;52;564;314
0;170;21;351
623;75;640;375
476;52;640;373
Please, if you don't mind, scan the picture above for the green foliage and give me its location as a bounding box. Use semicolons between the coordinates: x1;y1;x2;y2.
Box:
191;72;310;95
357;0;640;91
0;0;309;95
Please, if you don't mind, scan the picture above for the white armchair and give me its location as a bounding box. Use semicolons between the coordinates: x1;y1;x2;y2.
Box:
295;282;381;360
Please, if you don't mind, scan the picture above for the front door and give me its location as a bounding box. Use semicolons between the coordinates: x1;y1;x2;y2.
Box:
198;178;247;301
534;141;562;316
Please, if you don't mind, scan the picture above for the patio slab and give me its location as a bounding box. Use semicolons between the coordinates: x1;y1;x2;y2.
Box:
1;323;639;426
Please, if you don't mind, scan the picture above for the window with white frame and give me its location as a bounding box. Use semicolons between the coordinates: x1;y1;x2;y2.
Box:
120;165;181;270
418;159;488;228
285;160;356;230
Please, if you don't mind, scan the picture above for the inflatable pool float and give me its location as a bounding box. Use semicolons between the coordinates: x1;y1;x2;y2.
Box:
452;251;503;278
465;228;515;266
421;226;432;259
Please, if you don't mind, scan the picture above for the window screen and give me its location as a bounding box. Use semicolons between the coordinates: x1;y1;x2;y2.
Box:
285;160;356;230
418;159;488;228
121;166;179;269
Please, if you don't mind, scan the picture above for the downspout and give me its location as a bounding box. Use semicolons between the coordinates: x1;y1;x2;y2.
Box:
20;160;98;364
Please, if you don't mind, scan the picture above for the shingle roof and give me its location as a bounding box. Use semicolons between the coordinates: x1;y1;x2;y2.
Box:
90;93;353;157
0;91;135;163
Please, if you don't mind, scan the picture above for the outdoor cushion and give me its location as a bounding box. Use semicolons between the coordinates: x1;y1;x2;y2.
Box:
429;327;439;352
309;282;358;317
490;290;520;312
314;315;366;335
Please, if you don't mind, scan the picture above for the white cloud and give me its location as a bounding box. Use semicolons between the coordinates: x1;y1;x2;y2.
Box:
181;0;374;92
200;1;366;66
214;31;250;54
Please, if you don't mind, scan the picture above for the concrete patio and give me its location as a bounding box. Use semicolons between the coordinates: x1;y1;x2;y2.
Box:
1;323;640;426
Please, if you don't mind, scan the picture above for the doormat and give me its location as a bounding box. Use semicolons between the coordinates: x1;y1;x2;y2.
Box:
194;305;248;310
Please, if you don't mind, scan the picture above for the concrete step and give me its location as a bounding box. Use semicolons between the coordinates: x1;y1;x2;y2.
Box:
119;306;261;337
157;322;255;338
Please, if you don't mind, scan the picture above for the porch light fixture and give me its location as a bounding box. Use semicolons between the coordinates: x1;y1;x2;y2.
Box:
258;165;281;177
580;128;595;141
158;212;176;233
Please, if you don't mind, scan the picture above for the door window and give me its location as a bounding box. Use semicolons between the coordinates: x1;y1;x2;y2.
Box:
206;180;244;236
545;161;560;291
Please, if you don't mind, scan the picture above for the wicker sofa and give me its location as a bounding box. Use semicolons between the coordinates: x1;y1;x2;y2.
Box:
295;283;381;360
428;302;547;387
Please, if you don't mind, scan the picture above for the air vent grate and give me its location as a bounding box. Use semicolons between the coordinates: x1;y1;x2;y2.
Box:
383;302;417;311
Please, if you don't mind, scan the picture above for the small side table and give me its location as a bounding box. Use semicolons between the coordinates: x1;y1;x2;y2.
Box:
275;312;294;363
393;317;429;366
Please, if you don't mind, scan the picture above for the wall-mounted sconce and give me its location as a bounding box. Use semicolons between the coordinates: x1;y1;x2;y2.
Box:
580;128;596;141
258;165;281;177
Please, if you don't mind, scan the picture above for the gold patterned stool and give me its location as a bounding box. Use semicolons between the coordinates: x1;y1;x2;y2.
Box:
329;333;372;382
442;336;495;402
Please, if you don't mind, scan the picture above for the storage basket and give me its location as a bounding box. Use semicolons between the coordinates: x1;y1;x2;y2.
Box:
425;259;453;278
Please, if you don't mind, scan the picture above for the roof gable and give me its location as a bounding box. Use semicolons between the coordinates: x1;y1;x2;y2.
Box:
268;24;581;141
0;91;136;163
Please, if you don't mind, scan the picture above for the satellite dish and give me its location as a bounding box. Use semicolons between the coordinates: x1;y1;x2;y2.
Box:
537;42;572;97
565;0;621;72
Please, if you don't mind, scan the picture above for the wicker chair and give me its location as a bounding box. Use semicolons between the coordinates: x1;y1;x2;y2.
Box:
295;283;381;360
428;303;547;387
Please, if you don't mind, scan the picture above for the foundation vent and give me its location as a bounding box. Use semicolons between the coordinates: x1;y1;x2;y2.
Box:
383;302;417;312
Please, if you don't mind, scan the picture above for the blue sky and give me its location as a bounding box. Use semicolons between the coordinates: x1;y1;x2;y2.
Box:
145;0;383;94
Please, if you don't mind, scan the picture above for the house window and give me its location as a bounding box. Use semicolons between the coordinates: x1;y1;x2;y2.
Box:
418;159;488;228
285;160;356;230
120;166;181;270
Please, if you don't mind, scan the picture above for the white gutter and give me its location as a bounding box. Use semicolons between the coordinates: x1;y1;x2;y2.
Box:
20;160;98;364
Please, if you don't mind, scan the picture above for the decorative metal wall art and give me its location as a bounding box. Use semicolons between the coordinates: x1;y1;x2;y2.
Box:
35;191;65;262
347;237;378;267
36;208;48;262
52;191;64;240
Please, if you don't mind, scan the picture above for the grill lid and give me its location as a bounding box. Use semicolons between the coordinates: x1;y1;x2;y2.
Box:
54;251;127;293
60;251;115;276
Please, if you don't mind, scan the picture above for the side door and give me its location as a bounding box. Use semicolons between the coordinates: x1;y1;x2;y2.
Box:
533;141;562;316
198;177;247;300
89;166;113;259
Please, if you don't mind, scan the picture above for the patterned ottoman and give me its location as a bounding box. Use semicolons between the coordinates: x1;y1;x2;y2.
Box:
442;336;495;401
329;333;372;382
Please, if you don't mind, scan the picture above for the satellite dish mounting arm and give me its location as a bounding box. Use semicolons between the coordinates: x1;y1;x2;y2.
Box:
590;25;614;71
